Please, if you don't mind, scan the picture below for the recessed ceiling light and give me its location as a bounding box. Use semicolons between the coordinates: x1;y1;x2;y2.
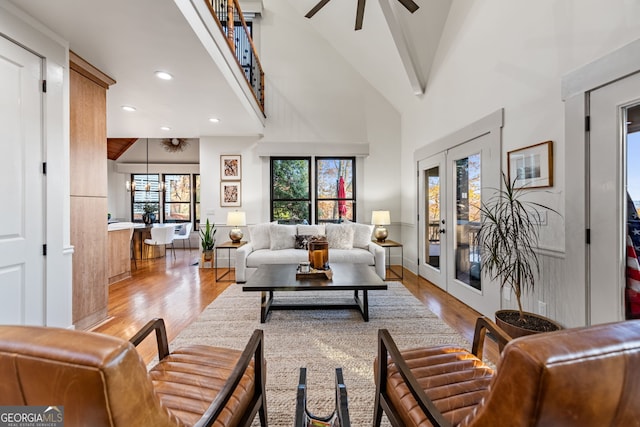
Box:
155;71;173;80
160;126;171;131
121;105;136;112
209;117;220;123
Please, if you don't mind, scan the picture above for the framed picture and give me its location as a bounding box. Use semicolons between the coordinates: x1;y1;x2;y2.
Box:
220;181;241;207
221;155;241;180
507;141;553;188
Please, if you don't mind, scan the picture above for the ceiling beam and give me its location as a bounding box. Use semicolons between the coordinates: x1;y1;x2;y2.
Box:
378;0;425;95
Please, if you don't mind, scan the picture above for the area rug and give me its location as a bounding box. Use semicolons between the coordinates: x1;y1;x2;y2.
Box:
169;282;470;426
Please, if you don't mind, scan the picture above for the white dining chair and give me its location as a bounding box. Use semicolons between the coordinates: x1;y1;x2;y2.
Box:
144;225;176;259
173;223;193;251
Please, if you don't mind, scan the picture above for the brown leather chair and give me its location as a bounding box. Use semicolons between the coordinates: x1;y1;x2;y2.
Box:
374;317;640;427
0;318;267;427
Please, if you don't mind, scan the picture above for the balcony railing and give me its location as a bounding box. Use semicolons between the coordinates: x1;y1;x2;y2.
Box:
205;0;265;115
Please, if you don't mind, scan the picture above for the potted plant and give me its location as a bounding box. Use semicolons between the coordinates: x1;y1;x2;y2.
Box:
200;219;216;262
142;203;157;224
476;173;562;337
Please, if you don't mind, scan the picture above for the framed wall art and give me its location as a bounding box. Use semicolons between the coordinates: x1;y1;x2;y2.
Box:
221;181;241;207
221;155;241;180
507;140;553;189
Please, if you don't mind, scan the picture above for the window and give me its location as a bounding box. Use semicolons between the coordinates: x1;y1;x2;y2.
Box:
316;157;355;223
163;174;191;223
269;157;356;224
130;173;198;226
131;174;160;222
270;158;311;223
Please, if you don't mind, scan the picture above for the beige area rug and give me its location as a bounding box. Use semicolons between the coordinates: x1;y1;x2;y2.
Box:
169;282;470;427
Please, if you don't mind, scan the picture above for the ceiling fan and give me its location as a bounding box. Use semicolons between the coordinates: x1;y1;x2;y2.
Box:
305;0;419;31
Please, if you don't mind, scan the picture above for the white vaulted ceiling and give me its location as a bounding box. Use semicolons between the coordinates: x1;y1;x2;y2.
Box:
7;0;451;138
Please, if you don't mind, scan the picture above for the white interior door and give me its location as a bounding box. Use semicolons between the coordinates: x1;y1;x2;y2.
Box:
418;153;446;289
445;134;500;317
589;71;640;324
0;36;44;324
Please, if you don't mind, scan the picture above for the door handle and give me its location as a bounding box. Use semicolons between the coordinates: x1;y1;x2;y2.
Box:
439;229;446;234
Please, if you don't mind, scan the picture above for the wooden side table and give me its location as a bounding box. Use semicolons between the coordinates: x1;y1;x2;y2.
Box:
373;239;404;281
215;241;246;281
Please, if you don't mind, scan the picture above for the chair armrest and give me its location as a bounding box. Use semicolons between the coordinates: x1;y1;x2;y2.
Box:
194;329;266;427
129;318;170;360
377;329;452;427
471;316;512;358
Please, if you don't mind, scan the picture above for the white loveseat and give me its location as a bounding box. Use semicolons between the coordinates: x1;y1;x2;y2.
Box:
235;222;386;282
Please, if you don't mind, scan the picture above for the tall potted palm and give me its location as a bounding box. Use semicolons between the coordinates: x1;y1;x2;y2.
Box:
476;173;562;337
200;219;216;264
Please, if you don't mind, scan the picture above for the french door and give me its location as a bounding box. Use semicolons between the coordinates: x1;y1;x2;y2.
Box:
418;134;500;317
418;153;446;288
589;71;640;324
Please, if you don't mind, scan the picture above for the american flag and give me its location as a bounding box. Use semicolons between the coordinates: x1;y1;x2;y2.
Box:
626;233;640;318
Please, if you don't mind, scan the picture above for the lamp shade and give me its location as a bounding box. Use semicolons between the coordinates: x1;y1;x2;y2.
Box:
227;211;246;227
371;210;390;225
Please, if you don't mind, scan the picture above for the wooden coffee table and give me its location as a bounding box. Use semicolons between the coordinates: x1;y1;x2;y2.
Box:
241;263;387;323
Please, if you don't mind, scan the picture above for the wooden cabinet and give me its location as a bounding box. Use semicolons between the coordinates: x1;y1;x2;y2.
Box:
69;51;115;330
108;227;132;284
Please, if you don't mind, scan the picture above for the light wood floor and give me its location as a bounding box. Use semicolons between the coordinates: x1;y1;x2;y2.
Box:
94;249;499;364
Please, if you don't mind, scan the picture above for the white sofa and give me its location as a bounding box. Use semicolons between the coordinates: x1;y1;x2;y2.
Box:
235;222;386;282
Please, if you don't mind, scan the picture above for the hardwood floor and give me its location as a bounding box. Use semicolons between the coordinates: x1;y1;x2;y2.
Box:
93;249;499;364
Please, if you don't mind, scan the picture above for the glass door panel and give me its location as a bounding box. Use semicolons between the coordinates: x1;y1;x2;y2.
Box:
418;153;446;289
454;154;482;290
626;105;640;320
426;166;441;270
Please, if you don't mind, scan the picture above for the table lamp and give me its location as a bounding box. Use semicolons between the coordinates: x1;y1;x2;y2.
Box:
371;210;390;242
227;211;246;243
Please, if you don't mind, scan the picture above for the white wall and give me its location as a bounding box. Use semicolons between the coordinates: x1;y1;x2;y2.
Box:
0;2;73;327
398;0;640;327
235;0;403;236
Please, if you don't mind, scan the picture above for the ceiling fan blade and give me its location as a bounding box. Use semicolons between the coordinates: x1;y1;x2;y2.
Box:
355;0;366;30
397;0;419;13
305;0;333;18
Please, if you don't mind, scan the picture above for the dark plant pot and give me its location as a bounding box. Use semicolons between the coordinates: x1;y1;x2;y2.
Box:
143;213;155;225
495;309;563;339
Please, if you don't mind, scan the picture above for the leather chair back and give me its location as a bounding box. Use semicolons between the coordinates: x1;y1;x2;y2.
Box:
0;325;181;427
461;320;640;427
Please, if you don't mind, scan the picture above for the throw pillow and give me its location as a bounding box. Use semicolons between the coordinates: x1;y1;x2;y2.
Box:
294;234;311;250
326;223;354;249
297;224;326;236
269;224;297;250
248;222;273;250
351;222;374;249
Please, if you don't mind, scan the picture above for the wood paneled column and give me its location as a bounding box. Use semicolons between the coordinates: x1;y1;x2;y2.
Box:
69;51;116;330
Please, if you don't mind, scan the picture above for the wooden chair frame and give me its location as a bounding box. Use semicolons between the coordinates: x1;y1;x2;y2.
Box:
130;318;268;427
373;316;511;427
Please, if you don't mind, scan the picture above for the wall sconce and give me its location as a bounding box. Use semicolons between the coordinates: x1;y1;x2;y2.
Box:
125;180;135;192
227;211;246;243
371;210;390;242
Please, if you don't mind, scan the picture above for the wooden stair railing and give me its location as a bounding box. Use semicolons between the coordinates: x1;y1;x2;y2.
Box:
204;0;265;115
